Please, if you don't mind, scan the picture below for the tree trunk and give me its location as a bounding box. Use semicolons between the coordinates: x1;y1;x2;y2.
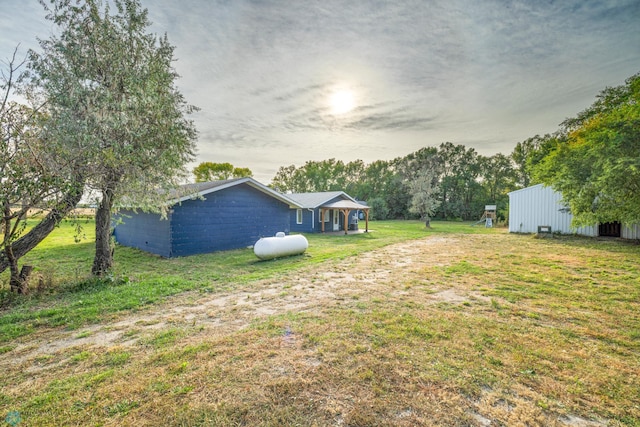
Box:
425;217;431;228
10;265;34;294
7;243;21;292
5;222;33;294
0;180;84;274
92;188;115;276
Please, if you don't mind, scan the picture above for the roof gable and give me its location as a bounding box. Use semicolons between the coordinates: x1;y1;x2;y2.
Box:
286;191;357;208
507;183;545;196
172;178;302;208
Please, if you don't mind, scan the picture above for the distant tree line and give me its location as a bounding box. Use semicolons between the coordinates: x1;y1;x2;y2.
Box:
270;143;522;221
270;71;639;225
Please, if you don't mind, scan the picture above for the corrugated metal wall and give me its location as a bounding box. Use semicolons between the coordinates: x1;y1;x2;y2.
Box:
508;184;596;236
622;223;640;239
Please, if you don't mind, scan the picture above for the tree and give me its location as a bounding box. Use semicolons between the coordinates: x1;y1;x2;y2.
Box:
436;142;482;220
342;159;366;198
269;159;350;193
535;72;640;226
358;160;406;220
480;153;515;203
193;162;234;181
282;159;346;192
270;164;299;193
192;162;253;182
511;134;560;188
385;175;412;219
1;47;85;291
29;0;198;275
367;197;389;220
408;168;440;227
232;167;253;178
511;136;538;188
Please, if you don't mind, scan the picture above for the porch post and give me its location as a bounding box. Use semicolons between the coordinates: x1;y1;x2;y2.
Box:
365;209;369;232
342;209;351;234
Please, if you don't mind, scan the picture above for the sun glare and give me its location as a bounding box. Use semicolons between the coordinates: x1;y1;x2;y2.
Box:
329;89;356;115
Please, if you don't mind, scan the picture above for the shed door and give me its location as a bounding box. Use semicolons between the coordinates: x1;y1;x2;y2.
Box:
333;209;340;231
598;222;621;237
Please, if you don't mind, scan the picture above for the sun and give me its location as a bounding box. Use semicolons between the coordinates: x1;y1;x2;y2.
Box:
329;88;356;115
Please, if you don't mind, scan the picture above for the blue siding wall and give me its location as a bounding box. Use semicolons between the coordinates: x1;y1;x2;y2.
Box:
114;210;172;257
169;184;291;257
290;209;315;233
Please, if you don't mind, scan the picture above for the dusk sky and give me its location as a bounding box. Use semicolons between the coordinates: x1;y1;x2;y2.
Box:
2;0;639;182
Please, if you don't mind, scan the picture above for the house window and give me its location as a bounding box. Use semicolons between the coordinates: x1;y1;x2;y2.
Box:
296;209;303;224
320;210;329;222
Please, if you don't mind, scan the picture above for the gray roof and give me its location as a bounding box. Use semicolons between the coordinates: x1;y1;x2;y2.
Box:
286;191;357;208
167;178;243;199
170;177;302;207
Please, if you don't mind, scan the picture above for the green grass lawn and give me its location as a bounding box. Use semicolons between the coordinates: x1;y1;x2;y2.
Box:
1;220;639;426
1;220;489;339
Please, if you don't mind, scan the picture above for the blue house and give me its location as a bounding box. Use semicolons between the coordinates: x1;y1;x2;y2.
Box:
113;178;302;257
286;191;369;234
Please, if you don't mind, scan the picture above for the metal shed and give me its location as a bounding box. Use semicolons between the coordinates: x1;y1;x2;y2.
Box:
508;184;640;238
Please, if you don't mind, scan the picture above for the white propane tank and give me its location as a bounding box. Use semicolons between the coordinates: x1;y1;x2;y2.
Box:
254;233;308;260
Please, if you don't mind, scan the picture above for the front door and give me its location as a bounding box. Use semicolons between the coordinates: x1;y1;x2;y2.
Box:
333;209;340;231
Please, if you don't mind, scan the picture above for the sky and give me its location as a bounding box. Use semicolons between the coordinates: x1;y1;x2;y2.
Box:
1;0;639;183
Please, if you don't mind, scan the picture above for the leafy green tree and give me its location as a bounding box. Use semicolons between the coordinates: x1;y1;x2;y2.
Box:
270;159;354;193
232;167;253;178
476;153;516;221
359;160;395;202
436;142;482;220
535;73;640;226
511;136;538;188
511;134;560;188
270;164;299;193
385;176;412;219
367;197;389;220
395;146;440;181
192;162;251;182
299;159;347;192
342;159;366;198
193;162;233;181
480;153;515;203
0;47;85;290
29;0;198;275
408;168;440;226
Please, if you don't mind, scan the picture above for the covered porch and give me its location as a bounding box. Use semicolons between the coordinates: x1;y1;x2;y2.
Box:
318;200;370;234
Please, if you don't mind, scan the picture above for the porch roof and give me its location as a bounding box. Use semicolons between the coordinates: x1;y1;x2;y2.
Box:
320;200;369;210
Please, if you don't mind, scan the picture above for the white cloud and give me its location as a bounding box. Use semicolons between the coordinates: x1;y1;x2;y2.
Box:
1;0;638;183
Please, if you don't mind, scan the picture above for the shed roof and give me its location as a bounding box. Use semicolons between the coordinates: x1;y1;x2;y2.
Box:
170;178;302;208
286;191;357;208
507;183;545;196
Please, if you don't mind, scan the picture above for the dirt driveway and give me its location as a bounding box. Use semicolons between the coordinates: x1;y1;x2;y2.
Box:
11;236;468;363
